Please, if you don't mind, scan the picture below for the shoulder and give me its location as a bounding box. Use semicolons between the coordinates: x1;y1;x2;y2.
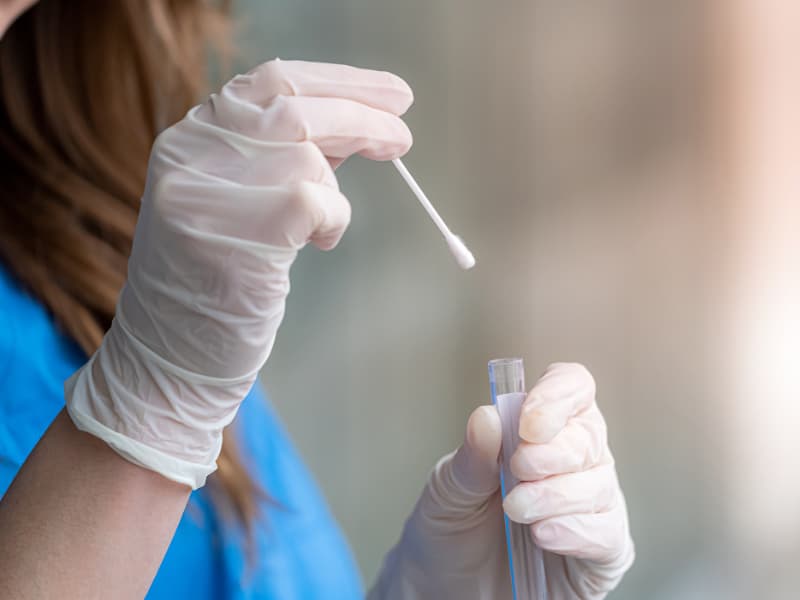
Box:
0;263;86;495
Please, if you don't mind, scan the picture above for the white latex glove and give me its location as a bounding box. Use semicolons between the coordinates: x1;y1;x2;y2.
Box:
65;59;413;489
370;363;634;600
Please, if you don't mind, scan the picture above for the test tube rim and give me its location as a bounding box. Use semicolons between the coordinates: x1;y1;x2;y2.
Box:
488;357;524;369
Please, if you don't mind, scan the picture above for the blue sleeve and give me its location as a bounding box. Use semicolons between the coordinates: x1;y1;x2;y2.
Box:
209;384;365;599
0;265;226;599
0;267;86;496
0;263;363;599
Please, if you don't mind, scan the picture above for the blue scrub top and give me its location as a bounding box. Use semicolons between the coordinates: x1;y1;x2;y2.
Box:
0;263;364;599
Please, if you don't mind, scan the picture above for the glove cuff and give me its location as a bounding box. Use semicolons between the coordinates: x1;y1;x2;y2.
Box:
65;400;219;490
64;315;255;489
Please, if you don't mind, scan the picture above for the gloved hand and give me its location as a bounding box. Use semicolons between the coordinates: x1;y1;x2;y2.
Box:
370;363;634;600
65;59;413;489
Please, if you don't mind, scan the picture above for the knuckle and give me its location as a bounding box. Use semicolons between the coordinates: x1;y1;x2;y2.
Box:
582;406;608;447
550;362;596;397
224;72;254;95
296;140;324;165
340;195;353;226
258;59;287;86
327;194;352;238
271;94;303;126
295;141;333;183
276;181;321;244
381;70;414;113
576;364;597;396
288;180;320;219
246;59;292;97
310;198;351;251
510;444;538;479
595;473;619;511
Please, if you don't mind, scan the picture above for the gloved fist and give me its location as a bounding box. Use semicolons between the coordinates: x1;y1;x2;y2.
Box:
65;60;413;489
370;363;634;600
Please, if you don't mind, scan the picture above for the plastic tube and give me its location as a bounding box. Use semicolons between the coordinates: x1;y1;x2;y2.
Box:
488;358;547;600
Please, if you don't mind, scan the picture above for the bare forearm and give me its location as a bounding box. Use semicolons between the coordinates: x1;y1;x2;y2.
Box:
0;409;190;599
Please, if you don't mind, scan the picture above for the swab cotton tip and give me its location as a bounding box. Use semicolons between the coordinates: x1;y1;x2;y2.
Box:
391;158;476;270
447;235;476;270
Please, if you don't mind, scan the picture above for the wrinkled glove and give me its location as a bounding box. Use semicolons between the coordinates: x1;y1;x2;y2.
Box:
370;363;634;599
66;59;413;489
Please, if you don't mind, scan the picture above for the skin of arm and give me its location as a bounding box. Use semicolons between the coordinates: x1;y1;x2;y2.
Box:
0;409;191;599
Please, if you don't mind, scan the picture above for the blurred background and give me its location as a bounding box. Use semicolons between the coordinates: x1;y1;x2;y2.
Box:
235;1;800;598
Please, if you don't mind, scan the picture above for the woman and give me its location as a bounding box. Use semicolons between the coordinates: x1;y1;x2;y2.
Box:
0;1;634;598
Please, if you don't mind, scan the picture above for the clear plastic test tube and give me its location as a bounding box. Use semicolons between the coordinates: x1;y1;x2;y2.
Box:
488;358;547;600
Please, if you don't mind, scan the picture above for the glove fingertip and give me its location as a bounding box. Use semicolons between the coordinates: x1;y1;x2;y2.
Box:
465;405;502;462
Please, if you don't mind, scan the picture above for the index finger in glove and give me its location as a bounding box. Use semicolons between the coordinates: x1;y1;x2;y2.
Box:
519;363;596;444
204;93;412;162
229;59;414;116
258;95;413;161
199;60;413;162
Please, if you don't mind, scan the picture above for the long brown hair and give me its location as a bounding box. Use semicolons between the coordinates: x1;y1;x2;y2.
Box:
0;0;261;531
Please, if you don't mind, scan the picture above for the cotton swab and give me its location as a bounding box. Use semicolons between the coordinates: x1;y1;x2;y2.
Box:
391;158;476;270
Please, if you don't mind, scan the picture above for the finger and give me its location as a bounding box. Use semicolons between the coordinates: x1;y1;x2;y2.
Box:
531;499;632;563
160;116;338;189
450;405;502;496
510;404;608;481
160;173;351;251
502;463;617;524
519;363;596;443
201;93;412;162
231;59;414;116
258;95;412;160
287;181;352;251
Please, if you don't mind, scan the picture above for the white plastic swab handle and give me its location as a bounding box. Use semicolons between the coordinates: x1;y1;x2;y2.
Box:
392;158;476;270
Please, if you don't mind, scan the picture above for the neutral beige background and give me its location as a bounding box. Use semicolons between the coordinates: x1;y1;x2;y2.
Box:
235;1;798;598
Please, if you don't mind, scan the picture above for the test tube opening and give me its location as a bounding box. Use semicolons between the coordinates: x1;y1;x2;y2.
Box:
488;358;526;396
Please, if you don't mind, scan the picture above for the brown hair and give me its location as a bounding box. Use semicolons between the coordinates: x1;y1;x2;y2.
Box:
0;0;261;532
